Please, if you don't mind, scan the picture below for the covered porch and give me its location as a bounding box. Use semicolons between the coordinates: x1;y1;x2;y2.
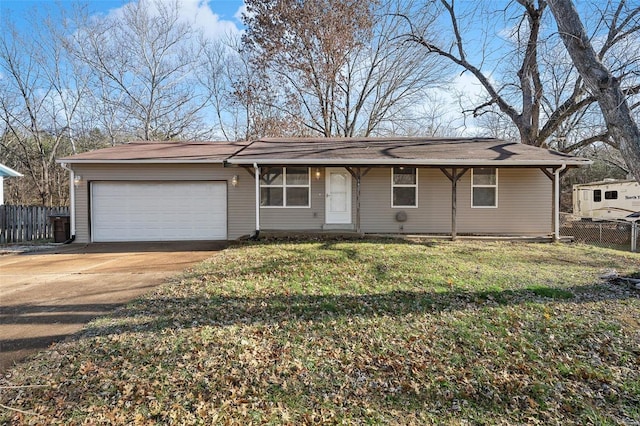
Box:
227;137;590;240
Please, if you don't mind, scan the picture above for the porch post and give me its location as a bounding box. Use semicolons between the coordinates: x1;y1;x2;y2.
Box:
254;163;260;235
345;167;371;235
451;167;458;240
440;167;469;241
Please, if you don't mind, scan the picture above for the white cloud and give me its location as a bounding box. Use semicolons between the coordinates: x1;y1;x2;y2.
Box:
452;72;490;104
182;0;242;40
419;72;492;136
104;0;242;41
234;3;247;22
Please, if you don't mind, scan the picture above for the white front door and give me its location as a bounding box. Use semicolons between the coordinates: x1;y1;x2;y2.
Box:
325;168;352;224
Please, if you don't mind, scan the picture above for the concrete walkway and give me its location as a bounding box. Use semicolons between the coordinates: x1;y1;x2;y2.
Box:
0;242;226;373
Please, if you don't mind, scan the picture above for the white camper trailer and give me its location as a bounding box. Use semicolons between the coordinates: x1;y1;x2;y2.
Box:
573;179;640;220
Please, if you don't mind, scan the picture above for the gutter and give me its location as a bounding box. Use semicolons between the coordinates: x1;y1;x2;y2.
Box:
55;159;226;164
58;162;76;244
0;163;23;177
226;158;592;167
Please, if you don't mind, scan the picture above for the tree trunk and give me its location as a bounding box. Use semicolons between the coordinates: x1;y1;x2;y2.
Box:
546;0;640;183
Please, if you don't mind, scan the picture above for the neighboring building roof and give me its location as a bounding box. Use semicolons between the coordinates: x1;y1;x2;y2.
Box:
57;137;591;167
57;141;250;164
0;163;22;177
228;137;590;167
574;179;638;188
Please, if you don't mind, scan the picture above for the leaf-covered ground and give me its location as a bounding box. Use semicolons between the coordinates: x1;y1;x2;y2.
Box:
1;239;639;425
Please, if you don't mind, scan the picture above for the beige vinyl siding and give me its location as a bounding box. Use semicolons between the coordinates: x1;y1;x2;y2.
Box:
360;167;551;235
71;164;254;242
457;168;551;234
360;168;451;233
71;164;553;241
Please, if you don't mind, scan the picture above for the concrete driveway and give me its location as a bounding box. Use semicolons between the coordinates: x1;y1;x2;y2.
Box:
0;241;226;373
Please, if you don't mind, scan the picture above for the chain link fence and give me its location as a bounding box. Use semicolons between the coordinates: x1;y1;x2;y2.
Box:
561;214;639;252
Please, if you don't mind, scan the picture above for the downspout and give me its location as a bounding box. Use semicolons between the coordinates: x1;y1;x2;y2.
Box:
253;163;260;239
59;162;76;244
355;169;362;234
554;163;567;241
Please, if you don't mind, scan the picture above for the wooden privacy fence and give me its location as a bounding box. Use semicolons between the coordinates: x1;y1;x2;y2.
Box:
0;205;69;244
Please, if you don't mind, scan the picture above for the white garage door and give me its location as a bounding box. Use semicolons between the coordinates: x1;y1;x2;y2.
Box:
91;181;227;242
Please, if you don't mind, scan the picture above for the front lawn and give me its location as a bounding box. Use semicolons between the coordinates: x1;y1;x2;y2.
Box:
2;239;639;425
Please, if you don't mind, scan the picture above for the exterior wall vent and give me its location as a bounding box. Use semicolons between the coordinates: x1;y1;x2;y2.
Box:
395;211;408;222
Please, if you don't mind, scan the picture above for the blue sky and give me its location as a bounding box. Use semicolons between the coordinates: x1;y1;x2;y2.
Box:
0;0;492;135
1;0;609;137
0;0;243;16
0;0;564;137
0;0;246;31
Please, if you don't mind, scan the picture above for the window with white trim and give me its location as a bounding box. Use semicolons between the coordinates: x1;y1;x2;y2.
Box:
260;167;310;207
392;167;417;207
472;168;497;208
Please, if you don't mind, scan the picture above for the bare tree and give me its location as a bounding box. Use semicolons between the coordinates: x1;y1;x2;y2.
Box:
198;38;236;141
0;11;87;205
546;0;640;182
198;36;307;141
406;0;640;152
69;0;210;141
379;92;462;136
242;0;449;137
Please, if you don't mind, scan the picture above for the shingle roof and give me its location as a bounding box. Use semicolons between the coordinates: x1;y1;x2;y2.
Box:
57;141;249;163
57;137;590;167
228;137;590;167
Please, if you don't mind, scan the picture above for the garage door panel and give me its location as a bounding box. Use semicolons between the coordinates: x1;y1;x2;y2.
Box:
92;182;226;242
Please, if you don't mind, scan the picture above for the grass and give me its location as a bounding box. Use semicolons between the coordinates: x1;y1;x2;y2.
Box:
1;238;639;425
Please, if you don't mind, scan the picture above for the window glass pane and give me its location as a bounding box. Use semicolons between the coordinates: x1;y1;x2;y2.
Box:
593;190;602;202
604;190;618;200
473;168;496;185
260;187;283;206
473;187;496;207
261;168;283;185
393;187;416;206
286;187;309;206
286;167;309;185
393;167;416;185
